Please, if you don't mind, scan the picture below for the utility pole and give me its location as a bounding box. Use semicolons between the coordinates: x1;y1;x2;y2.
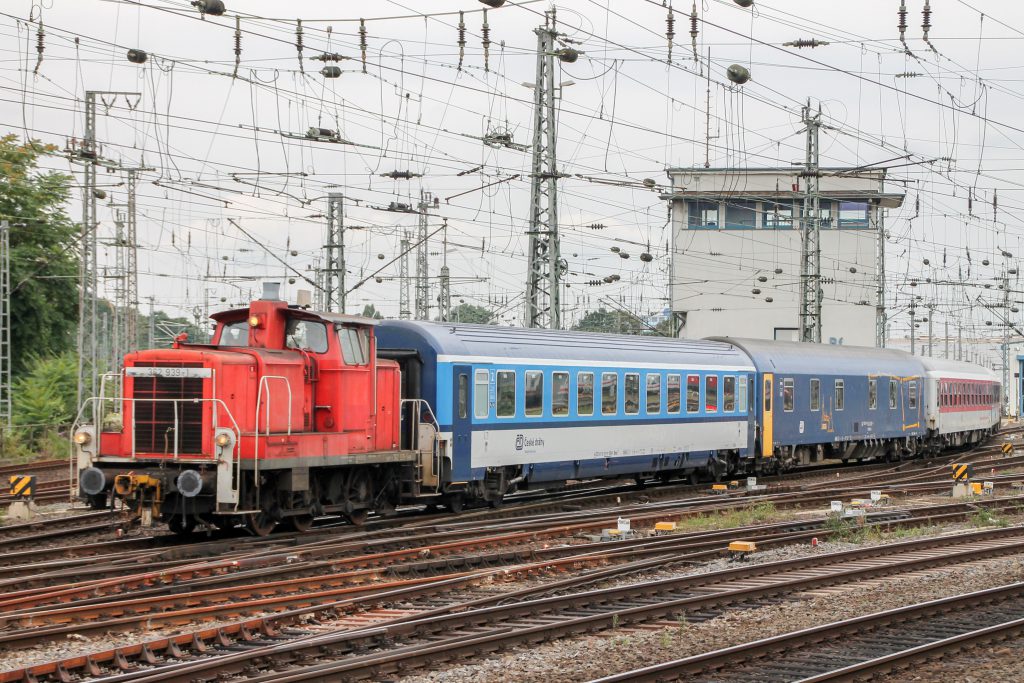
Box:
927;305;933;357
438;219;451;322
70;90;140;412
0;221;11;430
148;296;155;349
873;201;886;348
909;300;916;355
323;193;345;313
798;99;822;343
399;231;411;319
525;9;572;329
957;324;962;361
124;168;141;352
1003;270;1011;415
415;190;431;320
944;318;949;358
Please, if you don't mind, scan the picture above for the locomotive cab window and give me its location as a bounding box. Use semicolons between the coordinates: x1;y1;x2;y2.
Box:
686;375;700;413
287;319;329;354
782;378;794;412
908;381;917;409
474;370;490;419
667;374;681;414
219;320;250;347
552;372;570;416
624;373;640;415
868;378;877;410
496;371;516;418
646;374;661;414
705;375;718;412
602;373;618;415
525;371;544;417
810;378;820;412
889;380;897;409
457;374;469;419
337;326;369;365
577;372;595;416
724;376;736;412
835;379;845;411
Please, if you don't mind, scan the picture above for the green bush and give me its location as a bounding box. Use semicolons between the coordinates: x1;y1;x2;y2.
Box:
11;352;77;450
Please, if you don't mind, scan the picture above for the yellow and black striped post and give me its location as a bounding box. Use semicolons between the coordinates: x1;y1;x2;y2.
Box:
951;463;973;482
1002;442;1013;455
7;475;35;500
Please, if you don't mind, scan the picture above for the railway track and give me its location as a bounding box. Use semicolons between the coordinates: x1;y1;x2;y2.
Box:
592;582;1024;682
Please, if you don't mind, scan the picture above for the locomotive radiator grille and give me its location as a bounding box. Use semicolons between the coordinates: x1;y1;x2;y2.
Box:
132;362;204;454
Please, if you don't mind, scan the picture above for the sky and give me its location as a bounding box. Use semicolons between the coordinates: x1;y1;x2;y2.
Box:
2;0;1023;344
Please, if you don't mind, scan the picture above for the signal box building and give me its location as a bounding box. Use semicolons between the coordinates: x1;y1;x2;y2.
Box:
665;168;904;347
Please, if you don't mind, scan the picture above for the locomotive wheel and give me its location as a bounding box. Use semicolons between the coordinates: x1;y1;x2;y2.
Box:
246;511;277;537
346;509;369;526
168;515;196;535
283;515;315;532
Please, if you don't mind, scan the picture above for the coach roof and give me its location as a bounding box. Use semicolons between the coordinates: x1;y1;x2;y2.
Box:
708;337;927;377
377;320;754;368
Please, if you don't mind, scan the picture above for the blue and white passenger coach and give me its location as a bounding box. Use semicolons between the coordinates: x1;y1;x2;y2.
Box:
376;322;756;507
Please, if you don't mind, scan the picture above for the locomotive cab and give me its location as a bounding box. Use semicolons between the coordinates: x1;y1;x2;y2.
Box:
73;283;413;535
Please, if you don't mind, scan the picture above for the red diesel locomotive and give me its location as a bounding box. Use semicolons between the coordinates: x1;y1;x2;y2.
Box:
74;284;423;535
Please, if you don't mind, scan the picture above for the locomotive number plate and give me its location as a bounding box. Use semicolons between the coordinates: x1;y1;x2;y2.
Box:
126;367;212;379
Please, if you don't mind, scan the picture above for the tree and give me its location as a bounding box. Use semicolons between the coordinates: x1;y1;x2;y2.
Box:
571;308;643;335
0;135;78;375
450;303;493;324
13;352;77;446
360;303;384;319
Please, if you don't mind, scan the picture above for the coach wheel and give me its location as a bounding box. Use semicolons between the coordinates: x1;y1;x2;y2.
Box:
346;509;369;526
444;493;465;514
168;515;196;535
284;515;315;532
245;511;277;537
487;495;504;509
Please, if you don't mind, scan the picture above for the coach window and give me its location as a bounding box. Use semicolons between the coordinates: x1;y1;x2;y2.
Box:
724;376;736;412
287;319;330;354
525;371;544;417
868;378;877;410
496;371;516;418
889;380;897;409
602;373;619;415
667;374;681;414
474;370;490;418
686;375;700;413
646;374;662;414
625;373;640;415
763;378;771;412
835;379;845;411
458;374;469;419
782;378;794;412
909;381;918;409
739;377;748;413
706;375;719;412
577;372;595;416
552;372;570;416
810;378;821;412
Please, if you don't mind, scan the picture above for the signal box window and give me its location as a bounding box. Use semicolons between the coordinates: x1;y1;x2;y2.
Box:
602;373;618;415
908;381;917;409
835;379;845;411
705;375;718;412
474;370;489;418
782;378;794;412
809;378;820;412
667;374;681;414
577;372;594;416
646;374;661;414
624;373;640;415
686;375;700;413
724;376;736;412
525;371;544;417
287;319;329;354
552;372;570;416
889;380;897;409
868;378;877;410
219;320;250;347
496;371;516;418
337;326;369;365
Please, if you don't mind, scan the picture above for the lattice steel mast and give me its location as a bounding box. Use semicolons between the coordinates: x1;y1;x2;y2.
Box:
323;193;345;312
0;221;10;430
399;230;411;319
798;100;823;344
415;190;431;320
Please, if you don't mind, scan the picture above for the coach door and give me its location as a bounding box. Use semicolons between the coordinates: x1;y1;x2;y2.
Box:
762;373;774;458
451;365;473;476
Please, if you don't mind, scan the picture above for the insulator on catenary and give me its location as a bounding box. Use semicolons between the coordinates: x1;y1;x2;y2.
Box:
994;188;998;221
457;11;467;71
783;38;829;49
127;48;147;64
482;9;491;72
311;53;346;62
379;170;422;180
898;0;910;53
922;0;936;51
666;6;675;62
689;2;698;63
296;19;304;73
359;18;367;73
33;20;44;75
232;16;241;78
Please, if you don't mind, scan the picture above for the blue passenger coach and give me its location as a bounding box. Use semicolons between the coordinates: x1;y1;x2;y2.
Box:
376;322;756;507
713;338;929;471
